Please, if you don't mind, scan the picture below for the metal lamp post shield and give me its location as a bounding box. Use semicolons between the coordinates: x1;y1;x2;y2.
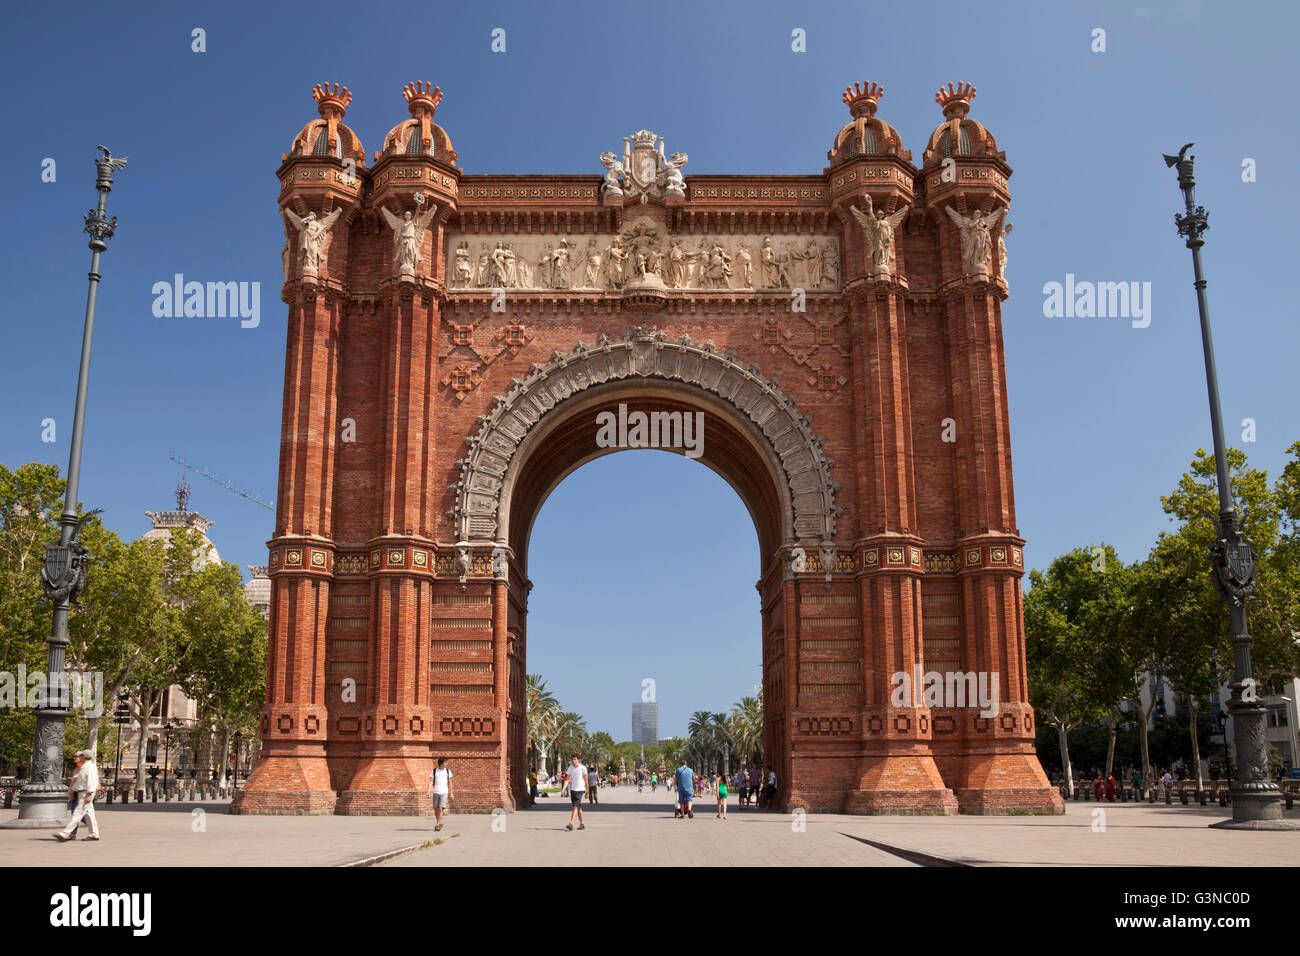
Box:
1;147;125;828
1163;144;1291;829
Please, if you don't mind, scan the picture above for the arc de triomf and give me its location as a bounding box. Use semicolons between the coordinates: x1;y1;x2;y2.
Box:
232;79;1063;816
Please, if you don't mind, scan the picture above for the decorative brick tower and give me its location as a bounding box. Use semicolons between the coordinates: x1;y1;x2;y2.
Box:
233;80;1062;816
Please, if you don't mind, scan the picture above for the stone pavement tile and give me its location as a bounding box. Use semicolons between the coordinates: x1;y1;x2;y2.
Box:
0;803;440;868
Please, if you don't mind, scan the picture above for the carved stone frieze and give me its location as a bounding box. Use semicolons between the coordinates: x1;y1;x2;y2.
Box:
446;228;840;293
449;328;842;544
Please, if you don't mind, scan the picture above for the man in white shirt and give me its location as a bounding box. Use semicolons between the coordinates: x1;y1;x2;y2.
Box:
427;757;453;831
566;754;587;831
55;750;100;841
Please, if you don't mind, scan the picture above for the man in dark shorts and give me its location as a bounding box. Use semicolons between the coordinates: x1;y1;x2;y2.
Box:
674;758;695;819
566;754;587;831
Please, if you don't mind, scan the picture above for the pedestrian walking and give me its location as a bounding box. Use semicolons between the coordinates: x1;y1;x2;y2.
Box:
716;772;728;819
748;766;761;807
586;762;599;804
529;769;539;802
428;757;452;830
566;755;587;831
674;758;695;819
55;750;100;842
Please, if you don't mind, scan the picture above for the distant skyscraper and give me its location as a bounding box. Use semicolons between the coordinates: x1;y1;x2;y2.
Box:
632;702;658;746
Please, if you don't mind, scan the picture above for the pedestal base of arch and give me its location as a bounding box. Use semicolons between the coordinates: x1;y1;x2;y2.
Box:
230;752;337;815
934;751;1065;815
844;754;960;815
335;752;438;815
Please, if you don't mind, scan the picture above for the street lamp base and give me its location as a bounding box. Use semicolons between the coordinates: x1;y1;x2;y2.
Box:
0;784;71;829
1207;790;1297;830
1209;818;1300;831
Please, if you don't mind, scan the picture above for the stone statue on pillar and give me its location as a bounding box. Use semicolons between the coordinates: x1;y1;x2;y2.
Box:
849;194;909;278
284;207;343;278
945;204;1003;278
381;192;438;276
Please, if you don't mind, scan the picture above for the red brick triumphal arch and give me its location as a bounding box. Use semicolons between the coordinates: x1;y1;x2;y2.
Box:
231;79;1064;816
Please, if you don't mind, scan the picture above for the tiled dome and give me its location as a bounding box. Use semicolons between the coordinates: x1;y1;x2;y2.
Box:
922;82;1004;167
288;83;366;164
378;81;459;167
827;82;911;166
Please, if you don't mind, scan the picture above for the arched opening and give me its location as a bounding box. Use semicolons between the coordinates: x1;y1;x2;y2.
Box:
524;449;763;803
498;382;798;809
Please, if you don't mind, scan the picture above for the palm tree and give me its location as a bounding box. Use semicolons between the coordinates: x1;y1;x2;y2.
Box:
525;674;559;775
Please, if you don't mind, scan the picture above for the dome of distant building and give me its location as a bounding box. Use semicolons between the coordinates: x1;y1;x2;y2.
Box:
244;565;271;620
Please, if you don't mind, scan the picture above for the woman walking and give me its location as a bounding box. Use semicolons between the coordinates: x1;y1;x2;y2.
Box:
716;772;728;819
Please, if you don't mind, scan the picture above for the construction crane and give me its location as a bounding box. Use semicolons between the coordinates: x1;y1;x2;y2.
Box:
169;455;275;512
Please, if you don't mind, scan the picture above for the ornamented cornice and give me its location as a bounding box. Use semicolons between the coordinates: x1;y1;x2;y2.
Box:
449;328;841;544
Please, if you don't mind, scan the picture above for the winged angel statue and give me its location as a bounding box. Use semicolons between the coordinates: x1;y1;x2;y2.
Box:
380;192;439;276
284;207;343;278
849;193;909;278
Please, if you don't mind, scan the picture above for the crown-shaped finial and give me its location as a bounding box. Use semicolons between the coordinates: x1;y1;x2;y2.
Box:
312;83;352;116
403;81;444;116
935;82;976;119
842;82;884;118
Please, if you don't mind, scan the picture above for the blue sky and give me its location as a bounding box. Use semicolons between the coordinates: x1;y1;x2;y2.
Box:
2;1;1296;739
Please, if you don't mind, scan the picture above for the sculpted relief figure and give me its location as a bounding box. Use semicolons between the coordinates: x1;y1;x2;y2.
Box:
452;241;473;287
759;237;781;288
537;243;553;289
999;221;1013;277
551;239;573;289
737;245;753;287
945;204;1003;278
821;242;839;286
605;236;629;288
283;207;343;278
581;239;602;287
379;193;438;276
849;193;909;279
599;150;625;197
666;240;687;288
663;150;688;197
476;243;491;287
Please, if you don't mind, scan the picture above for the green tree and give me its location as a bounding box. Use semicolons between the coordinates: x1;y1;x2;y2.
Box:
1024;545;1123;791
174;559;267;787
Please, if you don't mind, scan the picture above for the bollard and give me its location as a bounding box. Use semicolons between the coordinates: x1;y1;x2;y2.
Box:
1199;789;1207;806
105;790;113;805
1180;789;1189;805
1285;791;1293;811
136;789;143;803
151;787;157;803
1165;788;1172;805
2;790;11;810
1149;788;1156;804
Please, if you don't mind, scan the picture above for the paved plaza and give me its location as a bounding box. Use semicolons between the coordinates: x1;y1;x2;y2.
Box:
1;786;1298;867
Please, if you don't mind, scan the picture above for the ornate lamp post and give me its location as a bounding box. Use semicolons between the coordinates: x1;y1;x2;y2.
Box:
1163;144;1290;828
162;721;174;798
233;731;243;789
112;692;130;796
2;147;126;828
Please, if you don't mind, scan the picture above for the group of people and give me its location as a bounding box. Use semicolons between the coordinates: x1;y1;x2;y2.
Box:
1087;768;1176;802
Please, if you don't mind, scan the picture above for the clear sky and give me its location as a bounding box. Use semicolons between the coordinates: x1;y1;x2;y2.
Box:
2;0;1296;739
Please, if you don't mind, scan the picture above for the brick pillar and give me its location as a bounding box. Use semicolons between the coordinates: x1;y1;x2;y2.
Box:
844;279;956;813
234;278;345;814
336;281;439;813
931;282;1062;814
